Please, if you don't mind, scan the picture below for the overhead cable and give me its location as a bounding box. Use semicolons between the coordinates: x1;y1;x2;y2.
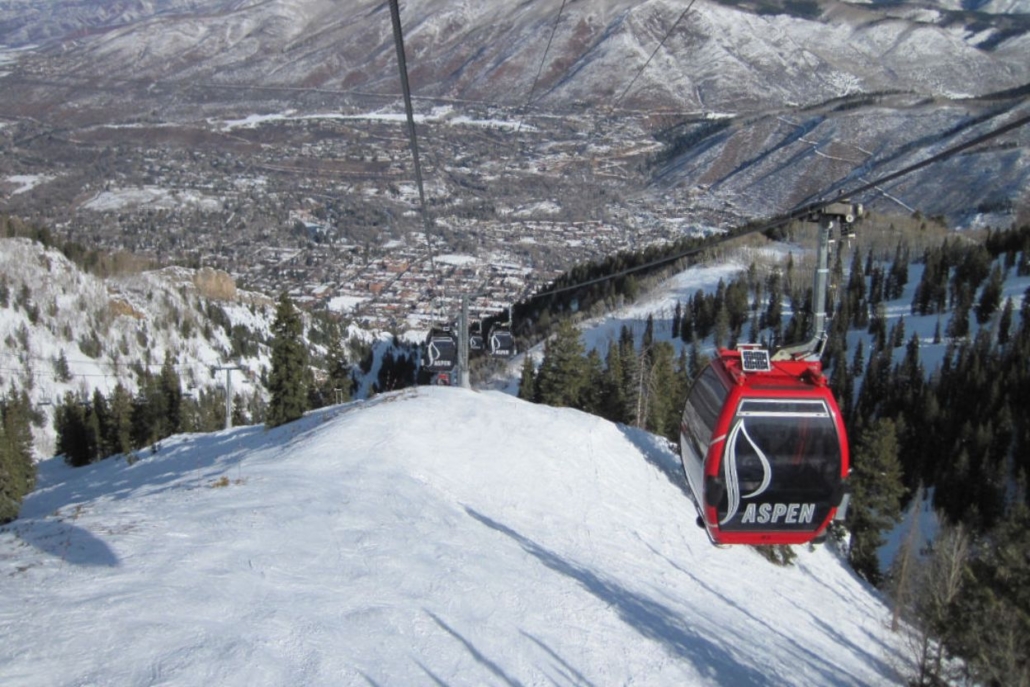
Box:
516;0;570;134
525;112;1030;302
388;0;437;281
614;0;699;109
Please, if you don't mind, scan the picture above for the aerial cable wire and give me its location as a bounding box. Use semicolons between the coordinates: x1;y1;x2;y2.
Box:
613;0;699;110
388;0;438;283
522;111;1030;302
515;0;569;135
814;112;1030;205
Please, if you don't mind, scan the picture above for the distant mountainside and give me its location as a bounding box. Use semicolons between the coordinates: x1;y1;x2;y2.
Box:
1;0;1028;226
4;0;1028;111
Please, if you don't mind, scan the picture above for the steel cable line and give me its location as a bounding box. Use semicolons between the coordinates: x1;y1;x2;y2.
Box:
388;0;438;283
515;0;569;135
613;0;699;110
521;112;1030;302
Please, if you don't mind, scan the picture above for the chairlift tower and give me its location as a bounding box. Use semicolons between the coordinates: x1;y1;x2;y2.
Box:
211;364;242;430
772;201;863;362
457;294;471;389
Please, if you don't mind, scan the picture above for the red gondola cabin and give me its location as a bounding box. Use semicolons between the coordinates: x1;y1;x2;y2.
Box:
679;346;849;546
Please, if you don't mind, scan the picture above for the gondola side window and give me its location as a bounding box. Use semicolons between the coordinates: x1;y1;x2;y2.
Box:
682;365;727;460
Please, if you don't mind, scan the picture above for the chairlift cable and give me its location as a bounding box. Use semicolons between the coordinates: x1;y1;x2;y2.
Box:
613;0;699;110
515;0;569;135
521;111;1030;303
388;0;439;286
815;112;1030;205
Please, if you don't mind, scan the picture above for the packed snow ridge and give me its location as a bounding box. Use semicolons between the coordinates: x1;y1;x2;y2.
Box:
1;387;909;685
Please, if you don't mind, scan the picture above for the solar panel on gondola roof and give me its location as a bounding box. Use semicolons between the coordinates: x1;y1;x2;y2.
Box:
740;347;771;372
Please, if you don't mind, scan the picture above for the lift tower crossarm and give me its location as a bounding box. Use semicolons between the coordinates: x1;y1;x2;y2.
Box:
772;201;863;362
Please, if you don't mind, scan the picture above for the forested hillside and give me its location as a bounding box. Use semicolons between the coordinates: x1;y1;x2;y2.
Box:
513;219;1030;686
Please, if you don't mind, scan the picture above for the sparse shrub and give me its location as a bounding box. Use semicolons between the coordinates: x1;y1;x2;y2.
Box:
754;545;798;566
78;330;103;359
53;351;72;382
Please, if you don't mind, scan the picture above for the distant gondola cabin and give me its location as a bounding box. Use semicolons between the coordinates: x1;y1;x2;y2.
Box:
421;327;458;372
679;347;849;546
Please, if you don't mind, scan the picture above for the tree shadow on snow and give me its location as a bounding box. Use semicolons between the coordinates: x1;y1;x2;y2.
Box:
464;507;770;686
519;630;596;687
7;519;119;567
642;539;883;686
425;610;523;687
617;424;693;500
20;405;351;520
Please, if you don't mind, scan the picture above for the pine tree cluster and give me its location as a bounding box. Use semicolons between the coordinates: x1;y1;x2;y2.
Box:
53;353;267;467
515;223;1030;684
0;390;36;524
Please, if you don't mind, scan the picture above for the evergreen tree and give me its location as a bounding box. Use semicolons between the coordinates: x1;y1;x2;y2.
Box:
946;282;973;340
829;352;853;422
713;302;730;349
886;241;909;300
581;349;606;417
850;338;865;379
645;341;680;440
56;392;95;467
517;356;536;402
159;352;183;435
315;327;352;405
847;248;868;329
91;388;111;457
599;341;628;423
131;371;165;448
997;297;1014;345
974;263;1004;325
889;316;905;349
642;314;655;353
763;272;783;340
618;326;640;424
847;418;905;585
266;293;309;428
0;390;35;523
679;298;694;342
53;350;72;383
535;319;587;408
232;395;248;427
687;338;709;380
106;383;134;456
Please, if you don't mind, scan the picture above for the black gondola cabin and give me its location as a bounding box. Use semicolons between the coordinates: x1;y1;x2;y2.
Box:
679;346;849;546
487;324;515;358
421;327;458;372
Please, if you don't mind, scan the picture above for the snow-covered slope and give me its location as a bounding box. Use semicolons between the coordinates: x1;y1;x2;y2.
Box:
4;0;1028;109
0;237;275;457
0;386;908;685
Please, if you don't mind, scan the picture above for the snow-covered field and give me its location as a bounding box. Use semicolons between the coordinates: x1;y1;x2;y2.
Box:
0;387;909;685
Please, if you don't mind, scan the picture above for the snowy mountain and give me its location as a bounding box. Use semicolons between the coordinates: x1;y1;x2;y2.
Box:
1;0;1028;228
0;385;911;685
0;237;281;452
3;0;1028;110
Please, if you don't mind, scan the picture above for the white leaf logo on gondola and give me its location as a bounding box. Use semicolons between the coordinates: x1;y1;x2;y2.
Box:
720;419;772;525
